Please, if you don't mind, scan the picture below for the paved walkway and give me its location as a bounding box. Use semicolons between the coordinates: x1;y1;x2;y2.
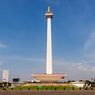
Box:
0;90;95;95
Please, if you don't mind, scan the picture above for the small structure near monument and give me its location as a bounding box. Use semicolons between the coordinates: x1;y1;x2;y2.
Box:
13;78;20;83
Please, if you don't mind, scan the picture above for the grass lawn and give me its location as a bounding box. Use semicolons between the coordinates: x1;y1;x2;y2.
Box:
5;86;79;91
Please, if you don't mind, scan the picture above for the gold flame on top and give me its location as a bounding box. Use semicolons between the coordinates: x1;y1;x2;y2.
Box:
48;6;51;12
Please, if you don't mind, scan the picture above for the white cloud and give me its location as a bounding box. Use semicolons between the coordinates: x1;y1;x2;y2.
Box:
0;44;9;48
77;63;88;71
0;56;44;63
0;61;3;66
0;61;3;72
0;41;9;48
77;63;95;72
83;30;95;67
54;59;95;73
0;56;95;81
84;31;95;52
53;59;95;80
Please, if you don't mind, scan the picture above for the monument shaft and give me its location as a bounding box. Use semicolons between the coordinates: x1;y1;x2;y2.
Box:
46;17;52;74
45;7;53;74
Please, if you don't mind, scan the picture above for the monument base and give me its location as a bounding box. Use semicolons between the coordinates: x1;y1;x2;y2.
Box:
32;74;65;83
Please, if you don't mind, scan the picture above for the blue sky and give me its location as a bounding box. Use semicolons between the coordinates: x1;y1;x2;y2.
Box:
0;0;95;81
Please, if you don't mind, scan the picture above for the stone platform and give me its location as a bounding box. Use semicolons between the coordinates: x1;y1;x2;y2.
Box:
32;74;65;83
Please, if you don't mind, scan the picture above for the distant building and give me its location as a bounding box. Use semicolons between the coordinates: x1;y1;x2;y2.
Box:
2;70;9;82
13;78;20;83
70;81;85;88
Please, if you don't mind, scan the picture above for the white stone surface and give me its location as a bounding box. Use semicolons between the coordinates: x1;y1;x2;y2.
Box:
46;17;52;74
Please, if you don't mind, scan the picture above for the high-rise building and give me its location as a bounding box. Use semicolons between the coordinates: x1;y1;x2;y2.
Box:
2;70;9;82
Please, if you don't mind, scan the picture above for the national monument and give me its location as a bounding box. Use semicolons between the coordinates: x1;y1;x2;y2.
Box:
33;6;65;83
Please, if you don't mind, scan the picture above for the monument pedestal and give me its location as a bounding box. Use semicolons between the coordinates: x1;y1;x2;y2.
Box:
33;74;65;83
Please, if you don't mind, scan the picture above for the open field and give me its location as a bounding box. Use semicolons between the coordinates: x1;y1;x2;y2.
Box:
0;90;95;95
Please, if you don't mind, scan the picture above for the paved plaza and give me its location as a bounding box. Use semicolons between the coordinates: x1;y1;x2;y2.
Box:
0;90;95;95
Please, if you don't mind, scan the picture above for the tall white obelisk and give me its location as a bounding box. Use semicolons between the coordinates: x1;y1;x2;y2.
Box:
33;6;65;82
45;6;53;74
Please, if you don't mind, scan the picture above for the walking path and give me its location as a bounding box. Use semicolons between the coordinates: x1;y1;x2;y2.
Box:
0;90;95;95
